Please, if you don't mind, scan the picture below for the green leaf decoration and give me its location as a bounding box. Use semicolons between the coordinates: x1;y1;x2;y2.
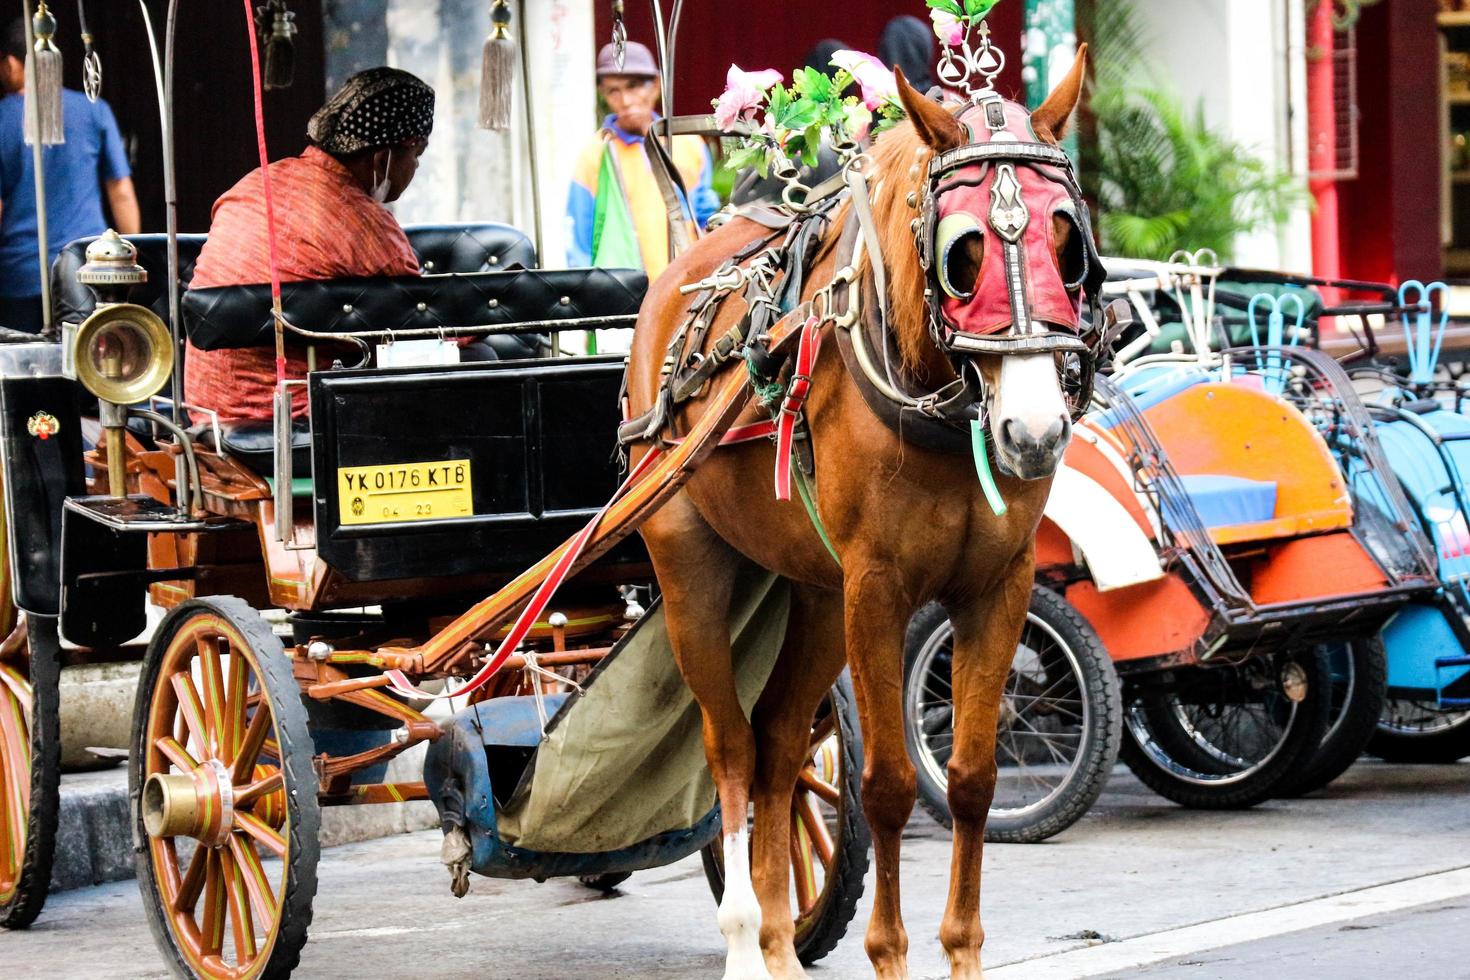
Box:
793;67;833;103
926;0;963;16
775;97;822;133
963;0;1000;19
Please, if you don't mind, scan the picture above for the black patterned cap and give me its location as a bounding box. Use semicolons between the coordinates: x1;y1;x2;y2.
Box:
307;67;435;156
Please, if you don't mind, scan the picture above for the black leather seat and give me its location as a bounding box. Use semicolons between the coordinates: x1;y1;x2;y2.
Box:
214;419;313;480
51;234;206;329
403;222;538;275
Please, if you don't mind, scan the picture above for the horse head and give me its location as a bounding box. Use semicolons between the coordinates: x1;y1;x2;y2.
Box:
876;49;1095;480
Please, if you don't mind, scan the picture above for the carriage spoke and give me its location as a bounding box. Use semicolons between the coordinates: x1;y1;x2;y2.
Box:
219;846;259;964
171;673;211;761
229;832;279;924
200;849;227;958
794;791;834;867
234;810;287;859
234;771;284;810
231;706;271;784
790;812;817;915
197;636;227;757
808;713;837;751
174;843;208;913
223;651;250;759
796;765;840;806
156;735;200;773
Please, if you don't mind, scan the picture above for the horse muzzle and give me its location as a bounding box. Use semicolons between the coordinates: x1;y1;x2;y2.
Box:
993;411;1070;480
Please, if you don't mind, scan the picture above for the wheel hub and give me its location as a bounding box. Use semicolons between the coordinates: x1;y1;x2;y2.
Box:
1279;662;1309;704
141;759;234;846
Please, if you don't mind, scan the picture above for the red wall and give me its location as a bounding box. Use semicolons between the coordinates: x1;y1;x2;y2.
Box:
592;3;1025;116
1336;0;1442;283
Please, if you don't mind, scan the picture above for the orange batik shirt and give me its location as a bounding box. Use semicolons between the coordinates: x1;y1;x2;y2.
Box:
185;146;420;422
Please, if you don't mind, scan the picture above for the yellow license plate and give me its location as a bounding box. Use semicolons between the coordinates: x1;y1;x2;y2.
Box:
337;459;473;526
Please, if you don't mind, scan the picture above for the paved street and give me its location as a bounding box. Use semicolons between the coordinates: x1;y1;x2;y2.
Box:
4;760;1468;979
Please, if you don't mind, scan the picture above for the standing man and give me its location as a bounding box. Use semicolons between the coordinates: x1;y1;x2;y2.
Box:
566;40;718;280
0;19;139;333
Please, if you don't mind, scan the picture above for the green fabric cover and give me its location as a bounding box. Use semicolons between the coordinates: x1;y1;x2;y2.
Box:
496;569;790;853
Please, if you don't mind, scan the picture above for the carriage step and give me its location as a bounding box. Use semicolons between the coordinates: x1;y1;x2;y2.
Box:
1434;656;1470;668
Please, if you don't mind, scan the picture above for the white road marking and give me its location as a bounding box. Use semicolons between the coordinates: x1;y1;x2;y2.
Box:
989;864;1470;979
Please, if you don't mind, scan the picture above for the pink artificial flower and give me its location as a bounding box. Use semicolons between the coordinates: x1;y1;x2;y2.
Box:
831;49;898;110
931;9;966;47
713;64;784;130
843;103;873;143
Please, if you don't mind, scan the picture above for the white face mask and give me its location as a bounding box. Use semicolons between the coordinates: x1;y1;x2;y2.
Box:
370;149;394;204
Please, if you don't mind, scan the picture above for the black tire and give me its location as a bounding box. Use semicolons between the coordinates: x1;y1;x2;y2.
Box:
701;671;869;966
902;588;1123;843
0;614;59;929
577;872;631;892
1369;700;1470;763
1275;637;1387;797
131;597;320;980
1120;647;1333;809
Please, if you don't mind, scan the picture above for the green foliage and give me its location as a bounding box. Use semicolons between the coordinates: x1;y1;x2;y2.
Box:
927;0;1001;22
1079;0;1309;262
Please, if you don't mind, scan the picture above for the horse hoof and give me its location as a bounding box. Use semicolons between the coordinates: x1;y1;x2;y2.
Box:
721;960;775;980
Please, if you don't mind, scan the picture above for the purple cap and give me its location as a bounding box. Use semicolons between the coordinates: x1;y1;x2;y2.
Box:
596;41;660;79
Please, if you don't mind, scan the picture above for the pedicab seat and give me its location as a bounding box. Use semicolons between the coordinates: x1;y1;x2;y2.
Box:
51;233;207;328
1177;474;1278;529
215;418;313;479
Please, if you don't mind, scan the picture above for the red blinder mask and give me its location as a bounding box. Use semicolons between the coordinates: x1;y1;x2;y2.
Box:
930;101;1086;339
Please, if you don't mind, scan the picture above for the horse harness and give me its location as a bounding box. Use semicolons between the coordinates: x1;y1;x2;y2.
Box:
618;93;1131;499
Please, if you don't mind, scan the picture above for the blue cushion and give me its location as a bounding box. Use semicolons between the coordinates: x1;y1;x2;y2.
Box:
1178;474;1278;528
471;693;573;747
1093;367;1211;429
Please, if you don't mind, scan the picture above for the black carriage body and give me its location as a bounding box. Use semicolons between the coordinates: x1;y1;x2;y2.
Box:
310;356;646;583
0;349;87;615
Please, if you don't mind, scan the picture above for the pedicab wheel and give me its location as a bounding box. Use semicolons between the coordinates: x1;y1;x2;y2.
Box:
1274;638;1387;797
1119;647;1332;810
902;588;1123;843
1368;700;1470;764
130;597;320;980
0;614;61;929
700;670;869;966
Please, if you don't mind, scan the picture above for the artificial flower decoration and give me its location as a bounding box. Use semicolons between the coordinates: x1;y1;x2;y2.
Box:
713;65;784;130
830;49;898;110
711;50;906;180
927;0;1003;45
930;9;966;47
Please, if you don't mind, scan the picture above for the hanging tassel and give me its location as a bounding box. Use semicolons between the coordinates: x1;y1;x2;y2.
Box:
258;0;297;91
479;0;517;131
25;1;65;146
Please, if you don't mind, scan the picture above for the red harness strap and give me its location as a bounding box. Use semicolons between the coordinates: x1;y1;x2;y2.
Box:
773;314;825;500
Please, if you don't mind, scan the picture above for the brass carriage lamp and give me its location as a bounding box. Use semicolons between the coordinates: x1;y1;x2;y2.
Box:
68;230;174;497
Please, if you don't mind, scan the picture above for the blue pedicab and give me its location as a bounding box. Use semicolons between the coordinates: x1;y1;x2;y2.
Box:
1345;281;1470;762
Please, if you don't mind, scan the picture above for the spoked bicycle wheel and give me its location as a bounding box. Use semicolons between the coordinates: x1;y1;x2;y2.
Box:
1275;638;1387;797
701;671;869;965
1369;698;1470;763
131;597;319;980
1120;647;1332;809
0;613;60;929
903;588;1122;843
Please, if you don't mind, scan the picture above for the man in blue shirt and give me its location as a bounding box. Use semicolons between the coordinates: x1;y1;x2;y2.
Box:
0;19;138;333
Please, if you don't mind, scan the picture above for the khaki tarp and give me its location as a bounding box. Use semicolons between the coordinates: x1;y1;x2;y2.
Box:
496;571;790;853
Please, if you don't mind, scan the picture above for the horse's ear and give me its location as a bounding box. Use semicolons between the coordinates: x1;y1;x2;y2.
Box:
1030;43;1088;144
895;65;964;152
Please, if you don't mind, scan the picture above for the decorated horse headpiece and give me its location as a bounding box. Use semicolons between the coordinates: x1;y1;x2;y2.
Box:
908;23;1107;417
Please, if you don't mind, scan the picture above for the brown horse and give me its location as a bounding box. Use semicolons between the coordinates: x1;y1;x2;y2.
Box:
626;53;1089;980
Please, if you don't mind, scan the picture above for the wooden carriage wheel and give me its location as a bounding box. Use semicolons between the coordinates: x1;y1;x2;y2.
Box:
0;613;60;929
131;598;319;980
702;672;870;966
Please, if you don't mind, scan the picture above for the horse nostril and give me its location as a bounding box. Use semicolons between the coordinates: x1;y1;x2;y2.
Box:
1044;415;1068;446
1000;418;1024;453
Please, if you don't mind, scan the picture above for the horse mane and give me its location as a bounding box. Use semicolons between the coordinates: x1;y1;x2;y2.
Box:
813;107;961;378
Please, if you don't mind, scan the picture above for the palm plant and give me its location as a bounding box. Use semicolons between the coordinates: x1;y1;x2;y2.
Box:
1077;1;1308;262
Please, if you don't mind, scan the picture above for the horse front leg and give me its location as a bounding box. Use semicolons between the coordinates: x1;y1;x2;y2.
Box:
939;571;1034;980
843;568;918;980
748;585;847;979
643;500;769;980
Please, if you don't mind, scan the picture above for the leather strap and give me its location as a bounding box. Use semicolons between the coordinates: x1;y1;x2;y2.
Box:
774;314;824;500
644;129;695;260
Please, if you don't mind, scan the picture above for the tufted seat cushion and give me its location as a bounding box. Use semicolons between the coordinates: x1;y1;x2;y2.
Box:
182;267;647;352
51;234;207;328
403;222;538;275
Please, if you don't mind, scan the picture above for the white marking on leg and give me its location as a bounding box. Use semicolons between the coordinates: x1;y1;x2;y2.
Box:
718;826;772;980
